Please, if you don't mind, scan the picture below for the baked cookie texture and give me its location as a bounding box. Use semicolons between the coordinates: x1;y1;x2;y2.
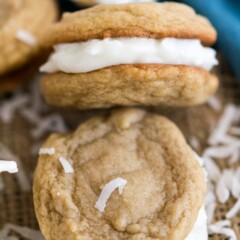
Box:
34;108;206;240
41;64;218;109
0;0;58;76
41;2;219;109
46;2;216;46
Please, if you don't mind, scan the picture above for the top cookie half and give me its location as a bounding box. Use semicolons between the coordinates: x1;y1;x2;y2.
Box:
46;2;216;46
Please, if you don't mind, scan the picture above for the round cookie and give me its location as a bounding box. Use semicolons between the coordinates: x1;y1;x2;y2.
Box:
0;0;58;76
34;108;206;240
41;64;218;109
40;2;219;109
46;2;216;46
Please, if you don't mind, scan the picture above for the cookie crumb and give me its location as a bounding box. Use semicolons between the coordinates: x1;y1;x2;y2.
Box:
111;108;145;130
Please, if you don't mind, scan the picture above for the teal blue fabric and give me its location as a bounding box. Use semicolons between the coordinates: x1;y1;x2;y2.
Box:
158;0;240;83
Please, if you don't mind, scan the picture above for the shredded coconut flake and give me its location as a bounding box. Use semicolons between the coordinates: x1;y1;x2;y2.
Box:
189;137;200;150
20;108;41;125
226;198;240;219
217;135;240;145
207;96;222;112
235;167;240;181
231;175;240;198
222;170;234;190
0;94;29;123
30;113;68;139
216;176;230;204
208;104;237;145
95;178;127;212
213;220;231;228
208;224;237;240
229;149;240;164
0;224;44;240
0;142;31;192
229;127;240;136
193;101;240;238
39;147;55;155
203;143;240;159
16;29;37;46
204;157;221;182
0;161;18;173
58;157;74;173
205;201;216;224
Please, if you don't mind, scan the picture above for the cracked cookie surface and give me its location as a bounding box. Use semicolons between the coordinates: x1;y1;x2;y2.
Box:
34;108;206;240
41;64;218;109
46;2;216;46
0;0;58;76
41;2;218;109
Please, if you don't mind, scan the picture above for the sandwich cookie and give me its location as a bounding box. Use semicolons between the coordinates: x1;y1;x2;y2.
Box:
40;2;219;109
0;0;58;91
71;0;154;7
34;108;207;240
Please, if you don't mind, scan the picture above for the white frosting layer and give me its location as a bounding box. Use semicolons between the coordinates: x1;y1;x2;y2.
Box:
40;38;218;74
185;206;208;240
96;0;154;4
184;151;208;240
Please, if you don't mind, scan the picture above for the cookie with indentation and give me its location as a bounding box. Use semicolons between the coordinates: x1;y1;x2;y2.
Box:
33;108;206;240
0;0;58;80
40;2;218;109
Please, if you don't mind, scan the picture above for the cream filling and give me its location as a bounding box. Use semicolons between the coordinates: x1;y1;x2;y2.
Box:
40;38;218;73
185;206;208;240
96;0;154;4
185;152;208;240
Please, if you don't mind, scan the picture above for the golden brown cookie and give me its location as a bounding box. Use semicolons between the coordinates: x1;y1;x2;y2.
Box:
33;108;206;240
41;64;218;109
47;2;216;46
0;0;58;77
40;2;218;109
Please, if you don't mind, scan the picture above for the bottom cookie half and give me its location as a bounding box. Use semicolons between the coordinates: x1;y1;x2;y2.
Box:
41;64;218;109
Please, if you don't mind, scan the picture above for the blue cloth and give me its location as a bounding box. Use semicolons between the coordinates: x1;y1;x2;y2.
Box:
158;0;240;83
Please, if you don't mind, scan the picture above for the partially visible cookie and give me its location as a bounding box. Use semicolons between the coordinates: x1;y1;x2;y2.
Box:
45;2;216;46
0;50;49;95
0;0;58;77
34;108;206;240
71;0;155;7
41;64;218;109
40;2;219;109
